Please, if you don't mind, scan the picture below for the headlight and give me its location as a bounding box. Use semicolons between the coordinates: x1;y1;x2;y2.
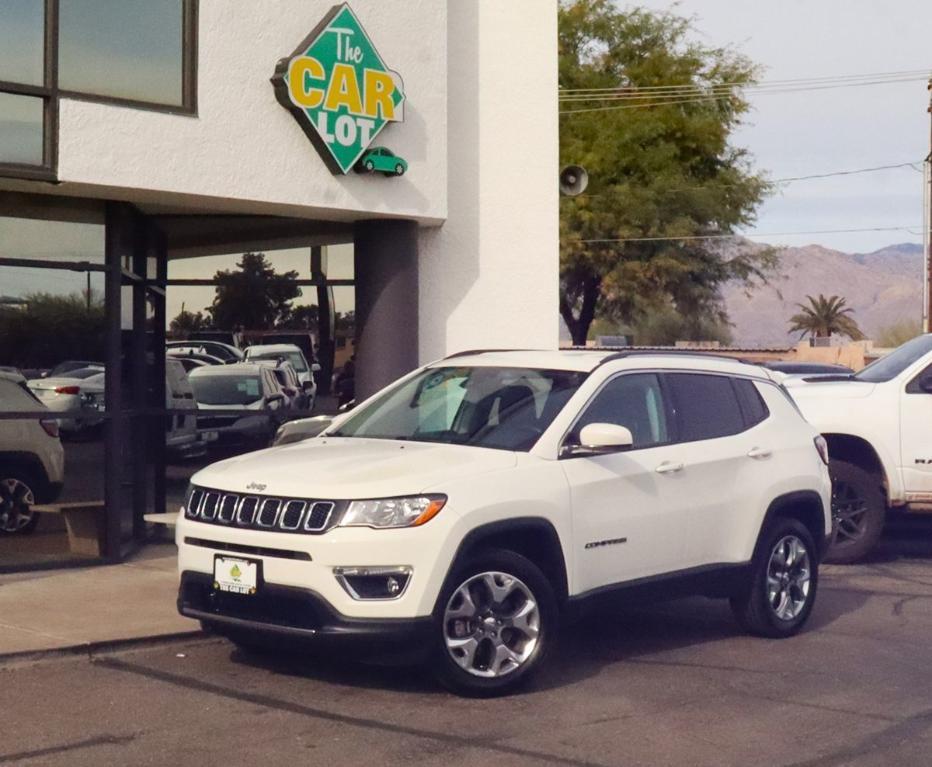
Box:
339;495;446;529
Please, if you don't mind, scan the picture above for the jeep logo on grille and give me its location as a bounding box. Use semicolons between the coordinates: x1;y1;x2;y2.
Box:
246;482;267;492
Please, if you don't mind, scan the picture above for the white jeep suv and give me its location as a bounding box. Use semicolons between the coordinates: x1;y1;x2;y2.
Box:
177;351;831;695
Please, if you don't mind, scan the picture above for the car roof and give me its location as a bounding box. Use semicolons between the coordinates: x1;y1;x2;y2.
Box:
245;344;303;354
189;363;265;377
431;349;773;379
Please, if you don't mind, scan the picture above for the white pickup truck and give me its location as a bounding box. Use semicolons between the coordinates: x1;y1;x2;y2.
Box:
787;335;932;562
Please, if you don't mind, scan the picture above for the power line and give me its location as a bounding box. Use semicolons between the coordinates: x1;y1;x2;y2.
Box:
559;73;932;114
558;69;932;95
560;161;925;200
567;225;922;245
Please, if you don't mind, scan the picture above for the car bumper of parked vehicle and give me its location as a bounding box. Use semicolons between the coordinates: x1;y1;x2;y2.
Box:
177;571;432;648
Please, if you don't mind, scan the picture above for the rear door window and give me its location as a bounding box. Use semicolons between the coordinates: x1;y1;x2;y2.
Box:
666;373;746;442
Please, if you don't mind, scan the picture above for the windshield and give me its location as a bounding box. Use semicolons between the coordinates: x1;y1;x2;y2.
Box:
248;351;307;372
855;335;932;383
190;375;263;406
331;366;587;451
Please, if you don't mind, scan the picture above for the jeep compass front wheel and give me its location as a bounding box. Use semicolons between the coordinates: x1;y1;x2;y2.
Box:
431;549;556;696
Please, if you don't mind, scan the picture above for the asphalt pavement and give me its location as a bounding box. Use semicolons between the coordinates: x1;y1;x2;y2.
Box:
4;519;932;767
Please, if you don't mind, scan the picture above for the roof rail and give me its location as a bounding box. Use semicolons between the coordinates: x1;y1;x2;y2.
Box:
568;346;752;362
443;348;535;360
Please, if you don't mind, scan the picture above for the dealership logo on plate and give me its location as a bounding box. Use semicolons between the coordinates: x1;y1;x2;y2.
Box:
272;3;406;175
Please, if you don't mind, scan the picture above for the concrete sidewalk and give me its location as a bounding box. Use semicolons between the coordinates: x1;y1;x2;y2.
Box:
0;543;199;659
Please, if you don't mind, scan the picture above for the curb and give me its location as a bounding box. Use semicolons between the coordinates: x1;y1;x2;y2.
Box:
0;631;210;667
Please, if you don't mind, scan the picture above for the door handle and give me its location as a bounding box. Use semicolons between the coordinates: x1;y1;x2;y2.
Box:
655;461;684;475
747;447;772;460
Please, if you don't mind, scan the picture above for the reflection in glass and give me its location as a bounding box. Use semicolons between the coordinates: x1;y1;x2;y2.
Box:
59;0;183;106
325;244;355;280
0;216;105;263
0;93;43;166
0;0;44;87
0;266;106;378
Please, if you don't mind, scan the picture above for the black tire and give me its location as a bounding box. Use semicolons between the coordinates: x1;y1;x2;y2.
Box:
730;517;819;638
825;459;886;564
429;548;557;697
0;469;41;535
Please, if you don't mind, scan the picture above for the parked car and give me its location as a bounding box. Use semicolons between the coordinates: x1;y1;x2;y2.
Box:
167;349;227;367
244;343;319;410
761;362;854;381
172;356;212;374
787;334;932;562
188;363;287;450
27;367;106;435
167;340;244;363
0;371;64;534
252;360;309;411
178;350;831;695
165;357;216;461
44;360;104;379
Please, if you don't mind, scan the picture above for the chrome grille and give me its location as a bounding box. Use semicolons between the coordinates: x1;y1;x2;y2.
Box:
185;486;336;534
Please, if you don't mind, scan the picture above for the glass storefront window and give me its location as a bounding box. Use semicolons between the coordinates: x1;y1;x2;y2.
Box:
59;0;184;106
0;215;105;264
0;93;43;166
0;0;44;87
325;244;355;280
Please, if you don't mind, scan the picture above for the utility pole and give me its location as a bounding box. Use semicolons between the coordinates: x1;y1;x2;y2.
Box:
926;77;932;333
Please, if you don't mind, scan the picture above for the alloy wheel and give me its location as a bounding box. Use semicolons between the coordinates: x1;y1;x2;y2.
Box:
767;535;812;621
832;479;869;548
0;478;36;533
443;571;541;678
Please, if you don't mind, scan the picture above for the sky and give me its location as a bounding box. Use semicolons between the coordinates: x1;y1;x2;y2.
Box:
633;0;931;253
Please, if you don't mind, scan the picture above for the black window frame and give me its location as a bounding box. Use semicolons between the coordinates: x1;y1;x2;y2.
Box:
0;0;198;183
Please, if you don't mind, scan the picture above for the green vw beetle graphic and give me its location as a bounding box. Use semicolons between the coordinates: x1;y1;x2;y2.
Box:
355;147;408;176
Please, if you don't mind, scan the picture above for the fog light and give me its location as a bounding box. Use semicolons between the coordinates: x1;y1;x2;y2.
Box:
334;566;412;600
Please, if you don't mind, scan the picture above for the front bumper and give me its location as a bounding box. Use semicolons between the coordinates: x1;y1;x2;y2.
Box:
178;571;431;647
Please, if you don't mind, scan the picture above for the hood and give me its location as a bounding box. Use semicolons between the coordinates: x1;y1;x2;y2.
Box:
191;437;517;499
786;379;876;401
196;400;265;411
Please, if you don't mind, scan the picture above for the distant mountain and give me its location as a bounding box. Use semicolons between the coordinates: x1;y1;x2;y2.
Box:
722;242;924;347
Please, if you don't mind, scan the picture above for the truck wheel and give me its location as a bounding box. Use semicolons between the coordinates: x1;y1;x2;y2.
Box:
430;549;556;697
730;517;819;638
826;459;886;564
0;472;41;535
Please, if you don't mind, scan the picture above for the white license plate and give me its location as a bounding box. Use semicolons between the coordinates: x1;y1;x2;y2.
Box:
213;556;258;595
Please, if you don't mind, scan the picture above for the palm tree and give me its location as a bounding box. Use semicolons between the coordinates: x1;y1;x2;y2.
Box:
788;294;864;341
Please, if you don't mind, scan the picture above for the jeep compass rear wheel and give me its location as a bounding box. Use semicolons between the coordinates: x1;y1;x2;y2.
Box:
0;474;40;535
730;518;819;638
431;549;556;696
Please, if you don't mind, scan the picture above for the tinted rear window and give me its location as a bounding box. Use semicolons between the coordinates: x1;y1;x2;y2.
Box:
734;379;769;427
667;373;745;442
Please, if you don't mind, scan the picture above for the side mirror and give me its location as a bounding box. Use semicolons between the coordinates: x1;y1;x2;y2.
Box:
563;423;634;457
311;363;322;373
920;374;932;394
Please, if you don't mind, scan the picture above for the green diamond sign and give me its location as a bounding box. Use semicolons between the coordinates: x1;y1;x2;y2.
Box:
272;3;406;175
